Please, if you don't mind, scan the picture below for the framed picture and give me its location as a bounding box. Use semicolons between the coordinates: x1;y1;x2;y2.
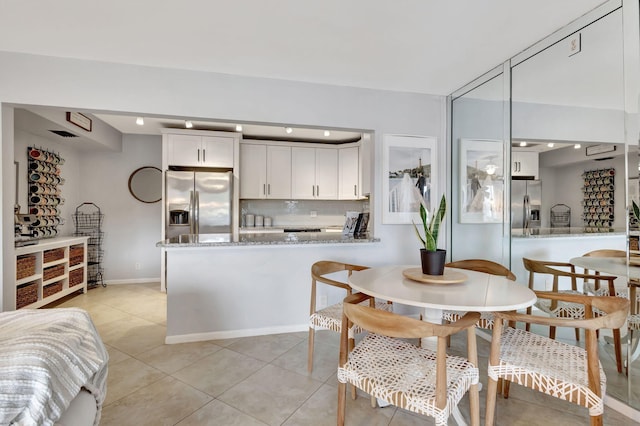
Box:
459;139;504;224
382;135;437;224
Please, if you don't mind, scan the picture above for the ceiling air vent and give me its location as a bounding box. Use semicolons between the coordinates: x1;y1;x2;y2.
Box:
49;130;78;138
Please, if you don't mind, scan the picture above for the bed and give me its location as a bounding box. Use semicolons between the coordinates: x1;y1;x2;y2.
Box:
0;308;108;426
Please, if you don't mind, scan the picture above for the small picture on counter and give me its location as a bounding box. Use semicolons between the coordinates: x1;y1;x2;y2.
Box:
343;211;360;235
354;213;370;235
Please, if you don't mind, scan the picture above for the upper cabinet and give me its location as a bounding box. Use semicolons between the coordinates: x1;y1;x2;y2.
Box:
239;141;363;200
512;150;539;179
338;146;360;199
291;147;338;199
240;143;291;199
165;131;236;168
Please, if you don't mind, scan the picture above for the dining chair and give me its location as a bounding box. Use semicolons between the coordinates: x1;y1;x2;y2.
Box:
307;260;390;374
337;292;480;426
581;249;640;311
442;259;516;339
485;291;628;426
522;257;623;373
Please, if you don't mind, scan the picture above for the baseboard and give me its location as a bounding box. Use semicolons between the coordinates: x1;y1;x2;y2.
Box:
165;323;308;344
604;394;640;421
104;278;161;285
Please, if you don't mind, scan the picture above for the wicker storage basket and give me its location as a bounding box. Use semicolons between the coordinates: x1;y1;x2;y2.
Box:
43;264;65;281
69;245;84;266
16;255;36;280
43;280;63;298
16;281;38;308
69;267;84;287
631;236;639;251
43;247;65;263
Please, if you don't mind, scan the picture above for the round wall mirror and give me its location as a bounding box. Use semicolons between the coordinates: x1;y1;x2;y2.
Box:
128;166;162;203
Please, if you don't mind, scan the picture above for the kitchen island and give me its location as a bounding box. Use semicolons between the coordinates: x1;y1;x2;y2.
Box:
157;232;380;344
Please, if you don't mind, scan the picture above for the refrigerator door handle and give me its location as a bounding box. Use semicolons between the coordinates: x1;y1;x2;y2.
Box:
523;194;531;230
194;190;200;235
189;190;195;234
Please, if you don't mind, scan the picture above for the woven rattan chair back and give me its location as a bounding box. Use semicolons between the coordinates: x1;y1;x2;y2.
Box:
337;292;481;426
485;292;628;426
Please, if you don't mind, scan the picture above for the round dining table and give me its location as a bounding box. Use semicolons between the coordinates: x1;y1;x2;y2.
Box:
348;264;536;323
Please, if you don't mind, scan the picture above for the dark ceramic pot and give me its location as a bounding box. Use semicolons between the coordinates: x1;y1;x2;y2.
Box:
420;248;446;275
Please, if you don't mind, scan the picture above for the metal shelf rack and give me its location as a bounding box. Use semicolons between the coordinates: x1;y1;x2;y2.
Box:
73;202;105;288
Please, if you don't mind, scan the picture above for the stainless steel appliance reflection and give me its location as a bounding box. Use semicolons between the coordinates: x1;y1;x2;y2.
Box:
165;168;233;239
512;179;541;232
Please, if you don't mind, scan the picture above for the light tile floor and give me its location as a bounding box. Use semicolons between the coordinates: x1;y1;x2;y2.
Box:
49;283;639;425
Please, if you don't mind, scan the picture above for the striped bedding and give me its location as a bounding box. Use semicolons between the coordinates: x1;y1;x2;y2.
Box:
0;308;108;426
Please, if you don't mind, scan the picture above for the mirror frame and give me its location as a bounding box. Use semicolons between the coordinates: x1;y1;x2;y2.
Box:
128;166;162;204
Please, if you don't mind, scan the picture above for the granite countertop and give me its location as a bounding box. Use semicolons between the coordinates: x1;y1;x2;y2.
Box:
156;232;379;247
512;227;625;238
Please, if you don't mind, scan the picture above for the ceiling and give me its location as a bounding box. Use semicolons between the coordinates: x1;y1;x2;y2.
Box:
0;1;606;96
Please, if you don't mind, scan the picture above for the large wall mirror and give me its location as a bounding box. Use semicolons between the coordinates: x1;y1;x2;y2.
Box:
451;1;640;411
511;6;634;407
450;70;509;265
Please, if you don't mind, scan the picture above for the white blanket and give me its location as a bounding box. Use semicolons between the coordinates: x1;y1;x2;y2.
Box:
0;308;108;426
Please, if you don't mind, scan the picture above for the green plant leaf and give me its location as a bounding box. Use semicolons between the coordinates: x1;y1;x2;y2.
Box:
426;195;446;251
633;200;640;221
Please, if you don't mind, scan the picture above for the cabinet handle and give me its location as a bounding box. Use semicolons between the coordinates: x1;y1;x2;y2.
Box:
263;184;266;196
203;149;206;163
354;185;357;196
312;185;315;197
268;184;271;195
316;185;319;197
197;149;200;162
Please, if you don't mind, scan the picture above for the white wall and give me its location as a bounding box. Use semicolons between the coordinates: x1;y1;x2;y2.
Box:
0;51;446;310
79;134;162;282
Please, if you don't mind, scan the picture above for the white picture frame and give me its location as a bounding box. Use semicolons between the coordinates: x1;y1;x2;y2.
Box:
382;134;437;224
459;139;504;224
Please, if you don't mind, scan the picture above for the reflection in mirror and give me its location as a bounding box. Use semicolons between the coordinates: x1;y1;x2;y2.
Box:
128;166;162;203
510;7;635;407
450;71;509;265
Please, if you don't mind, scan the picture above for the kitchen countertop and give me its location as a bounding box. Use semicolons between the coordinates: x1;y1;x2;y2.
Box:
157;232;379;247
512;227;625;238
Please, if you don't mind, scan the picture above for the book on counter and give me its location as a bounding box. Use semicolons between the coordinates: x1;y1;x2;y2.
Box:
343;211;370;236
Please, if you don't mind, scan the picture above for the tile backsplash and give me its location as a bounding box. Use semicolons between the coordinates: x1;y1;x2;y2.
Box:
240;199;369;228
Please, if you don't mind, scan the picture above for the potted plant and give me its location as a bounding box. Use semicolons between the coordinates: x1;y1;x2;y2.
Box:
413;194;447;275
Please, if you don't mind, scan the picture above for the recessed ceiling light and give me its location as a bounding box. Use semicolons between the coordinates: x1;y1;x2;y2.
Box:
285;127;293;134
185;120;193;129
519;141;527;147
324;130;331;137
136;117;144;126
547;143;555;148
574;144;581;149
235;125;243;132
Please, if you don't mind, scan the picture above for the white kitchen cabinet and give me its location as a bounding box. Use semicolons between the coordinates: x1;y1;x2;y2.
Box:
512;150;539;179
166;133;234;168
338;146;360;199
240;143;291;199
291;147;338;199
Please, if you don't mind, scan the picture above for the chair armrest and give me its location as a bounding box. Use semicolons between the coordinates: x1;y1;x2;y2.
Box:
494;291;628;330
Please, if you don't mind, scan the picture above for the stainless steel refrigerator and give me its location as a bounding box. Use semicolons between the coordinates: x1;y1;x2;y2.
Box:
165;169;233;239
511;180;541;231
